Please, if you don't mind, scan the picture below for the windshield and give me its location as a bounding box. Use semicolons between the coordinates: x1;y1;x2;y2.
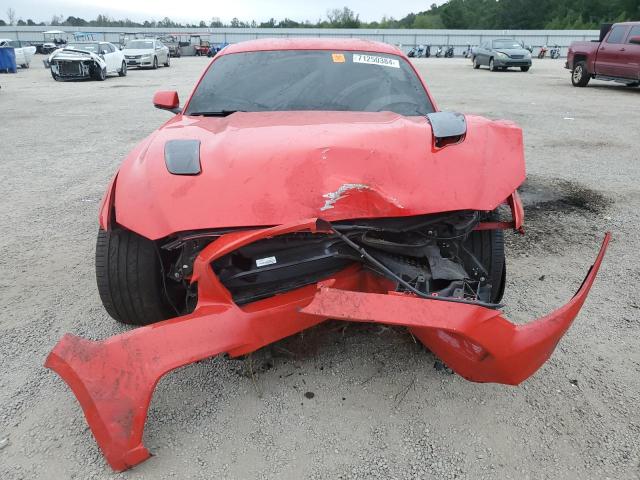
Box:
126;40;154;49
185;50;433;117
492;40;522;49
66;43;99;53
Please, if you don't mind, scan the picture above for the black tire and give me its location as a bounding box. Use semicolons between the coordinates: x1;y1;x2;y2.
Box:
625;82;639;88
464;226;506;304
489;58;497;72
96;228;175;325
152;56;158;69
472;56;480;69
521;66;530;72
164;55;170;67
571;61;590;87
95;67;106;81
51;70;59;81
118;61;127;77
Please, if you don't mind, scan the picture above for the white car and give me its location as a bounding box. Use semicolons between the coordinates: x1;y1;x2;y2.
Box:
0;39;36;68
122;39;170;69
49;41;126;81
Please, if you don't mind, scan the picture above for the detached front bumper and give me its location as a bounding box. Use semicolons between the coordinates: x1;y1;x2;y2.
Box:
44;220;610;471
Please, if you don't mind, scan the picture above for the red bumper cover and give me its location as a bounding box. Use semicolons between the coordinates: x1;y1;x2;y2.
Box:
45;224;610;471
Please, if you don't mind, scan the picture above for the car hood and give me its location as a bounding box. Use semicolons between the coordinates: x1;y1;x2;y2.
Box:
123;49;154;55
51;49;100;61
114;111;525;240
495;48;530;56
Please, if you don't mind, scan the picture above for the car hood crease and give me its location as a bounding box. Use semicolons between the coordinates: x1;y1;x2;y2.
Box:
114;111;525;239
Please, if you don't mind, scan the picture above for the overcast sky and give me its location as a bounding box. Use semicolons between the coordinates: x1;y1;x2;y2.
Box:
2;1;442;24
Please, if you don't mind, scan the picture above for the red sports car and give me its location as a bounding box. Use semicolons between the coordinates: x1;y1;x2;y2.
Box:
45;38;610;471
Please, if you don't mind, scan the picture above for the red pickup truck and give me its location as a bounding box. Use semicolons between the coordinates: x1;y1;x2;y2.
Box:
566;22;640;87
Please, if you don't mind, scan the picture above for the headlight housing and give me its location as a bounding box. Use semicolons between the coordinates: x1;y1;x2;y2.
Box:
496;52;509;59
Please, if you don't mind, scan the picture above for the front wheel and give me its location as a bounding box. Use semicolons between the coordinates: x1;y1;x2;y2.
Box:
95;67;106;81
164;55;170;67
521;66;530;72
118;61;127;76
96;229;177;325
51;70;59;81
473;57;480;69
489;58;497;71
571;61;590;87
152;56;158;69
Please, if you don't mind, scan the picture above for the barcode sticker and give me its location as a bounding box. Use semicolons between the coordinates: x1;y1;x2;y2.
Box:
353;54;400;68
256;256;277;267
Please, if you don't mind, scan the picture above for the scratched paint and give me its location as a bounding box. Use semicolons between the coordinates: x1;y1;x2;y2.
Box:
320;183;370;211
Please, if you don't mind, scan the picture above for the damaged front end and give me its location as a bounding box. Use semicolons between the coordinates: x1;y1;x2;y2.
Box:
50;49;104;80
191;211;502;307
45;208;610;471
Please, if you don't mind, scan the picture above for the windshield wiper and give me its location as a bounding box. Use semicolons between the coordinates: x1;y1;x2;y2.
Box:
188;110;246;117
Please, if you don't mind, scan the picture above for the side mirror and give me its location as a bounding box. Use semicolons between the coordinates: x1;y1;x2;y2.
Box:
153;90;181;114
629;36;640;45
100;49;107;55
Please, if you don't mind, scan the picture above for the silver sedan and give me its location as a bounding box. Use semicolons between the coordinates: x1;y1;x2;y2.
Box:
122;39;170;69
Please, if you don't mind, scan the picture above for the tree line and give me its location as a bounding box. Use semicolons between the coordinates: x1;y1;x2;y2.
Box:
2;2;639;30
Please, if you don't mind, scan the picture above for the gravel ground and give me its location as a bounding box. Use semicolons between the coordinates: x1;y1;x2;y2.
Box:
0;56;639;480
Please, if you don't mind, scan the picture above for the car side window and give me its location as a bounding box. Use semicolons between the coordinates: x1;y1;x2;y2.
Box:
627;25;640;43
606;26;627;44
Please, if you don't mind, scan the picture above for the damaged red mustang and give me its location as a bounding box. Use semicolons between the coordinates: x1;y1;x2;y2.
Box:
45;39;610;471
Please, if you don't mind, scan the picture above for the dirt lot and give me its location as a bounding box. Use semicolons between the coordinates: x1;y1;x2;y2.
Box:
0;56;638;480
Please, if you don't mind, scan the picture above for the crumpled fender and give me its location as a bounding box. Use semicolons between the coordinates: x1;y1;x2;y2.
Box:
98;174;117;231
44;220;610;471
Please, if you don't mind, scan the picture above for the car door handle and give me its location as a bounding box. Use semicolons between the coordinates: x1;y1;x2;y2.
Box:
619;48;626;51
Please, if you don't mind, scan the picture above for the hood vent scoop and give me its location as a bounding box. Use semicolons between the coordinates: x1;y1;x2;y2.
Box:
165;140;201;175
426;112;467;148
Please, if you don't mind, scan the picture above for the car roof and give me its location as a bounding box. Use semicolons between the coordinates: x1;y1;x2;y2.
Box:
221;38;403;56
